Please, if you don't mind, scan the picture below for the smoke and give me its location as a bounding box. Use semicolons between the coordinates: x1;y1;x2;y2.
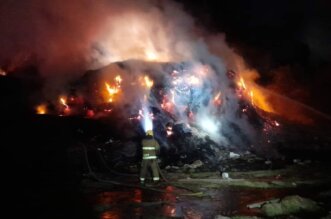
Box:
0;0;193;72
0;0;275;149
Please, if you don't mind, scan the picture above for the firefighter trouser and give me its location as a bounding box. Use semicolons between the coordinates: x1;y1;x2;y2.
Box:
140;159;159;182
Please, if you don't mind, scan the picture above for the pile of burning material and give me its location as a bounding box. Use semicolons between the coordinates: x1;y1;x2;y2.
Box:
33;59;282;165
2;0;330;171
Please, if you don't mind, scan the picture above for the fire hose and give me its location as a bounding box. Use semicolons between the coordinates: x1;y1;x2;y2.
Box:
83;144;167;193
96;144;168;181
94;144;196;192
82;144;201;195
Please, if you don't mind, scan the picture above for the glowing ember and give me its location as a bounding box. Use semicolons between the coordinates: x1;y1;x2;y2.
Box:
86;109;95;118
213;91;222;106
104;108;113;113
143;75;154;88
161;94;174;112
36;104;47;115
59;96;70;115
0;69;6;76
166;126;173;136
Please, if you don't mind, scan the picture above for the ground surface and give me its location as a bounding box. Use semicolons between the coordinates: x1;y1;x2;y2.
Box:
83;161;331;219
2;115;331;219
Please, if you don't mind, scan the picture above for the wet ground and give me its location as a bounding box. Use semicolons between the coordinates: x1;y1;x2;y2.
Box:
88;186;286;218
2;115;331;219
82;162;331;219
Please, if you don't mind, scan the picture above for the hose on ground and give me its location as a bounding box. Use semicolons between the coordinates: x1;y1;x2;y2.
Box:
82;144;200;195
96;149;138;177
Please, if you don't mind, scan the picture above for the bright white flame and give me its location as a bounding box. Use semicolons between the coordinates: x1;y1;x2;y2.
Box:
197;115;219;137
187;75;200;85
60;97;69;108
115;75;122;84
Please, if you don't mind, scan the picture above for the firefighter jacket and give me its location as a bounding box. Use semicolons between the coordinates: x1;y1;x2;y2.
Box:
141;137;160;160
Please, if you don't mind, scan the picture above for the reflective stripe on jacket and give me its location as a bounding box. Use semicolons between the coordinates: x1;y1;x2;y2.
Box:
143;155;157;159
142;138;160;160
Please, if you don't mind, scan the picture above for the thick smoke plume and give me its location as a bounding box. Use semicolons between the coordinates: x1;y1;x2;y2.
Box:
0;0;194;72
0;0;282;150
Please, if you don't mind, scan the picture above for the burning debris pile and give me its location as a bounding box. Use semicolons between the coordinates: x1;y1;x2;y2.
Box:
3;2;331;219
32;59;282;164
0;0;291;165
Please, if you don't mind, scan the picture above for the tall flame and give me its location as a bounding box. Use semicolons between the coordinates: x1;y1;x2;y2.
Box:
60;97;69;108
236;72;274;113
105;82;118;102
104;75;122;103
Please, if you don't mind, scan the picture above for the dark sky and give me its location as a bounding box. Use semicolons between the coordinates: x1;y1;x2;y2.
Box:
178;0;331;68
178;0;331;114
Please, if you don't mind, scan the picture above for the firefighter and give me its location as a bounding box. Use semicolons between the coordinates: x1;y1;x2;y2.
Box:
140;130;160;184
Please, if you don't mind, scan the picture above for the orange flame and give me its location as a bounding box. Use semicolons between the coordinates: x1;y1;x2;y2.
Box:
248;86;274;112
236;75;274;113
104;75;122;103
59;96;70;115
36;104;47;114
105;82;119;102
250;91;254;106
238;77;247;90
230;56;275;113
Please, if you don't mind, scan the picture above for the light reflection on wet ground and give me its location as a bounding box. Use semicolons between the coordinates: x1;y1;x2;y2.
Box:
90;185;291;219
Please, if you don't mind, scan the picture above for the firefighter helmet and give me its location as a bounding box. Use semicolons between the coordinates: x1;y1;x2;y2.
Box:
146;130;153;136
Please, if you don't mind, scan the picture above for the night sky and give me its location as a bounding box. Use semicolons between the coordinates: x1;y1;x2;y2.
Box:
178;0;331;115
